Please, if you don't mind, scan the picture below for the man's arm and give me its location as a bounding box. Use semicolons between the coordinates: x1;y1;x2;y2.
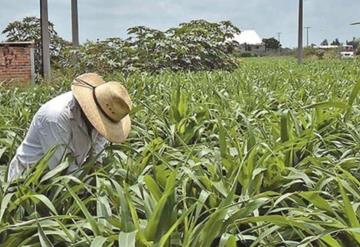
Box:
38;120;73;170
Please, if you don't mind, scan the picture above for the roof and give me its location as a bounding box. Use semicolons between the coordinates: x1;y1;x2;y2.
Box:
315;45;339;49
0;41;35;47
230;30;263;45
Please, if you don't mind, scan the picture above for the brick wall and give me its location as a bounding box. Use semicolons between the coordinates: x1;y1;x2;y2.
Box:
0;42;34;85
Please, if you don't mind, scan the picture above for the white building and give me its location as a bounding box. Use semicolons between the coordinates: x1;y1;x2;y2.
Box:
228;30;265;55
315;45;339;49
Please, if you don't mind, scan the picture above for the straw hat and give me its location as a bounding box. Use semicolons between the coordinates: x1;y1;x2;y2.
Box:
71;73;132;143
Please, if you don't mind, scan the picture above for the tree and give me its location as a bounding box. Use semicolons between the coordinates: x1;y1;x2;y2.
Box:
59;20;242;74
331;38;340;46
346;37;360;50
2;16;70;74
124;20;241;72
320;39;328;46
262;38;281;51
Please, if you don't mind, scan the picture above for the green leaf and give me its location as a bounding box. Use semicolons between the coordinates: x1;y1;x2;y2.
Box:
90;236;107;247
118;231;137;247
0;230;35;247
24;146;58;186
115;182;135;232
280;110;291;166
0;147;6;160
218;120;228;158
303;101;348;109
178;89;188;118
197;190;237;246
31;194;58;215
280;110;289;143
338;181;360;227
219;234;237;247
64;183;100;236
144;175;162;201
170;85;181;122
144;172;177;242
0;193;14;223
299;191;334;214
37;220;54;247
320;234;342;247
224;198;269;228
158;203;197;247
345;79;360;119
40;159;70;183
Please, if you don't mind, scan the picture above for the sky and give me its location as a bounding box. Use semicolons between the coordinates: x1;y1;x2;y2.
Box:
0;0;359;48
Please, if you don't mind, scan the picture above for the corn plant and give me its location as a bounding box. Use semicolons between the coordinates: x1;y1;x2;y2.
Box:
0;58;360;246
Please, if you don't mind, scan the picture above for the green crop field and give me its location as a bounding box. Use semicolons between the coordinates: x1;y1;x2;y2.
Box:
0;57;360;246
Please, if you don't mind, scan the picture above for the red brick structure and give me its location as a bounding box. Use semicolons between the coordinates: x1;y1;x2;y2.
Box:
0;42;35;85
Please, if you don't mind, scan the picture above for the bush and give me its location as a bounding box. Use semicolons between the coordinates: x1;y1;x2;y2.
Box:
303;47;341;60
56;20;241;74
239;53;257;58
2;18;241;76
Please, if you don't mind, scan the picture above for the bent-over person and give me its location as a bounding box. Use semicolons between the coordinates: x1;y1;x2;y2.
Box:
8;73;132;181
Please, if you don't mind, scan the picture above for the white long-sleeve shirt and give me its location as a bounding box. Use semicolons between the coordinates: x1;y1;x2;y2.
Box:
8;91;108;181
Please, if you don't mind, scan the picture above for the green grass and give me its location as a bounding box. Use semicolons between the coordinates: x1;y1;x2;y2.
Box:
0;57;360;246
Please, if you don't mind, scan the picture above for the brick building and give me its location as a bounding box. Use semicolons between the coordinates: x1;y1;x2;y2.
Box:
0;41;35;85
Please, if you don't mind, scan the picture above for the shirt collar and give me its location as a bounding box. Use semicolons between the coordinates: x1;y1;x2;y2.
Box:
68;96;77;120
69;96;89;134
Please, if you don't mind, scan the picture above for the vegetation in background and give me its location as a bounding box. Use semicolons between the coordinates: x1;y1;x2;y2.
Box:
320;39;329;46
57;20;241;75
1;16;70;75
2;18;241;76
302;46;345;60
262;37;281;51
0;58;360;246
331;38;341;46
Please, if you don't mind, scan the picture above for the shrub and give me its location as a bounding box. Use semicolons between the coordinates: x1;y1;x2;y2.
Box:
56;20;241;74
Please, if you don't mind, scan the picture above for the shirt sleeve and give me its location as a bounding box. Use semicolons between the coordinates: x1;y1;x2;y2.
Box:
38;119;74;170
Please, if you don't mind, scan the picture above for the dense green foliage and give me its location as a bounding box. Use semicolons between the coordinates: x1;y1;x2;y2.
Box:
57;20;240;75
262;38;281;51
1;17;70;75
0;58;360;246
2;18;241;76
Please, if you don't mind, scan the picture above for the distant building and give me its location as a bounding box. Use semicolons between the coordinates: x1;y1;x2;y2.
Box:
228;30;266;55
315;45;339;49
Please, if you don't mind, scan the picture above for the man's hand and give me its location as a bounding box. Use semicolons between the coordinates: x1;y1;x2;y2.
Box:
90;161;102;174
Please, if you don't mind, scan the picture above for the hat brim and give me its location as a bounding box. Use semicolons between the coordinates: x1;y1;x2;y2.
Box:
71;74;131;143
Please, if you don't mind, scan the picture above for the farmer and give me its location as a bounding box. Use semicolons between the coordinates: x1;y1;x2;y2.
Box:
7;73;132;181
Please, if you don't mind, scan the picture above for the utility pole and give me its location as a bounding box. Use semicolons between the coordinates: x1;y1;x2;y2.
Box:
277;32;282;53
297;0;303;64
277;32;281;43
71;0;79;47
40;0;50;79
304;26;311;47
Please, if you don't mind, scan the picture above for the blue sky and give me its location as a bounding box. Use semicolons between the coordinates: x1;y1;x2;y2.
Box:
0;0;359;48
